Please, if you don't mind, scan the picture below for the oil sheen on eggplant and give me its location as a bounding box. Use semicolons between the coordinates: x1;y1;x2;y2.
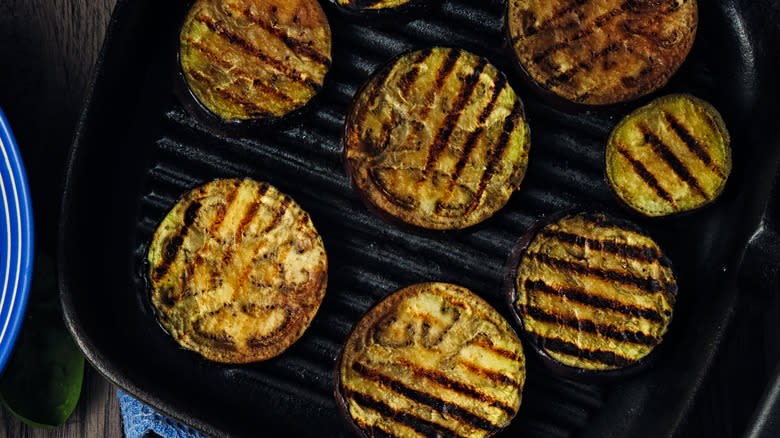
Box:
506;0;698;106
343;47;531;230
147;178;328;363
606;94;731;217
510;212;676;372
178;0;331;121
337;282;525;438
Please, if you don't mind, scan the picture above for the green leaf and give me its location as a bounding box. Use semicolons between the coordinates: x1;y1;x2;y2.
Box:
0;253;85;428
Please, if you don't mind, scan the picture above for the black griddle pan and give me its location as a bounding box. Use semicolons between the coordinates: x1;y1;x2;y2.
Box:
59;0;780;437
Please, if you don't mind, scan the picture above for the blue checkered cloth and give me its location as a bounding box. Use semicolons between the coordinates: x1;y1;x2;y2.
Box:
118;390;211;438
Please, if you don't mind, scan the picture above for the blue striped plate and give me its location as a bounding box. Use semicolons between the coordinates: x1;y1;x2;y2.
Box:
0;106;34;375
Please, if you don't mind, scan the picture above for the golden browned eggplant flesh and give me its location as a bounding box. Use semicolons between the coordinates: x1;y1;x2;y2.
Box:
343;47;531;230
336;0;417;10
179;0;331;121
337;282;525;438
606;93;731;216
510;212;676;372
147;178;328;363
507;0;698;106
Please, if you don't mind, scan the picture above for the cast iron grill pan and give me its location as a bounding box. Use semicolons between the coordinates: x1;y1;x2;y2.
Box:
59;0;780;437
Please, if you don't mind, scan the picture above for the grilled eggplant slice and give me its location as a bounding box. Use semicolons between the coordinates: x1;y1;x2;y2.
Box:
606;94;731;217
343;47;531;230
506;0;698;107
504;212;676;377
147;178;328;363
326;0;437;20
178;0;331;123
336;282;525;438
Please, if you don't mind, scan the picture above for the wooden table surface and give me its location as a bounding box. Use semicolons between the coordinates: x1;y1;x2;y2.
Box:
0;1;776;437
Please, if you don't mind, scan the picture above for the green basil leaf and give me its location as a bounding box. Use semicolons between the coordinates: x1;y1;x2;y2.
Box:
0;253;84;428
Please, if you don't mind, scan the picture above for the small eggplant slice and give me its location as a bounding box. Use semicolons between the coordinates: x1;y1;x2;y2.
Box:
343;47;531;230
606;94;731;217
504;212;676;377
147;178;328;363
327;0;436;19
336;282;525;438
506;0;698;107
178;0;331;122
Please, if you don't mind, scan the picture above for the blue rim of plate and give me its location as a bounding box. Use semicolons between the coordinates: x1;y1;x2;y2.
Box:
0;106;34;376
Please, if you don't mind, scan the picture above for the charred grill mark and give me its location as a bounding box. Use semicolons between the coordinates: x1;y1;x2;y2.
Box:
616;145;677;207
546;43;622;87
154;201;202;281
195;14;321;91
351;362;501;433
528;0;591;36
396;358;517;417
640;125;709;199
525;252;666;293
398;48;433;98
523;304;660;346
470;335;523;362
252;79;294;103
182;38;233;69
531;3;629;63
423;58;489;176
187;70;275;117
208;182;242;235
235;200;262;245
664;112;726;178
459;361;520;387
450;75;508;184
533;334;635;368
262;195;293;234
343;389;461;438
540;229;664;264
418;49;462;120
523;279;666;322
353;417;395;438
227;4;331;68
352;66;394;136
466;100;524;214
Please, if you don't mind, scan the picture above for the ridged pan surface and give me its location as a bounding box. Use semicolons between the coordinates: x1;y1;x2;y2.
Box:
58;0;780;437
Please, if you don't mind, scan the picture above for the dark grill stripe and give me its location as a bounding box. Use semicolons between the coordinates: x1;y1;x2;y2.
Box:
343;389;460;438
398;48;433;98
470;336;523;362
153;200;202;280
262;195;292;234
451;74;507;184
423;58;489;176
353;418;395;438
531;2;628;63
459;361;520;387
195;14;321;91
208;181;242;235
616;145;677;207
182;38;233;69
396;358;517;417
547;42;622;86
664;112;726;178
352;362;501;434
418;49;462;121
640;125;709;199
523;279;666;323
227;4;331;68
525;252;666;293
235;200;262;245
523;305;660;346
534;334;635;368
187;71;274;117
466;100;524;214
530;0;591;35
540;229;663;264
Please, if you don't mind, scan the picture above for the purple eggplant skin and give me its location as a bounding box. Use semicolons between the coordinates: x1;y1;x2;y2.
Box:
323;0;441;25
502;210;676;383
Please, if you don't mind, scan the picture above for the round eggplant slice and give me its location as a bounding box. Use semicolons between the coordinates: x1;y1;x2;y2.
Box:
336;282;525;438
606;94;731;217
178;0;331;123
506;0;698;107
343;47;531;230
326;0;436;20
505;212;676;377
147;178;328;363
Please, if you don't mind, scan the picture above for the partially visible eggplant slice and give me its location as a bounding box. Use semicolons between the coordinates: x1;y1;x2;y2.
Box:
506;0;698;107
343;47;531;230
147;178;328;363
504;212;676;378
606;94;731;217
336;282;525;438
325;0;438;21
178;0;331;125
